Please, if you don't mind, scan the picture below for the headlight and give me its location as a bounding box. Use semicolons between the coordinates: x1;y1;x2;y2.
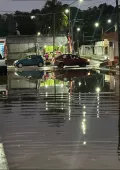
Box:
87;59;90;62
14;72;19;76
14;60;18;64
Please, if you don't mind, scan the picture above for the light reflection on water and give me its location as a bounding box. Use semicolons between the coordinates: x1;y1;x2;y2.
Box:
0;69;119;169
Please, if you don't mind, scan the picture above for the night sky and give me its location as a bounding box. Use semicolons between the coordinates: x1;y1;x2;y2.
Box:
0;0;115;13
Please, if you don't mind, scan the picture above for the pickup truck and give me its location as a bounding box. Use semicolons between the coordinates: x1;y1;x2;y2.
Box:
0;58;7;75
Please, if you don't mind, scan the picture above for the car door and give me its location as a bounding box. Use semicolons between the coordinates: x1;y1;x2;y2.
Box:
74;55;80;65
23;56;32;66
70;55;77;65
31;55;38;65
62;54;71;66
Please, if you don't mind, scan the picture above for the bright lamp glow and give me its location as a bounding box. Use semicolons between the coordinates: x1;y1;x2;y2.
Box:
37;32;41;36
31;15;35;19
95;22;99;27
77;27;80;31
44;45;47;48
65;9;69;14
83;141;87;145
96;87;100;93
107;19;112;23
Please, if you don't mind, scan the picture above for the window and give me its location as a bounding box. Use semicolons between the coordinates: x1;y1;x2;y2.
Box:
66;54;72;59
71;55;76;59
31;55;37;59
63;55;67;59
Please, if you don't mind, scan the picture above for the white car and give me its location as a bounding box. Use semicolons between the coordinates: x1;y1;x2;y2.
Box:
0;57;7;75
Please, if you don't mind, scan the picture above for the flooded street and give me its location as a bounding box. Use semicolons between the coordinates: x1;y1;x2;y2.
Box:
0;68;119;169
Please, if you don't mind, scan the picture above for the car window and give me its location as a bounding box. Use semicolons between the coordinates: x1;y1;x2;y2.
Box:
66;54;72;59
26;55;31;59
75;55;79;58
63;55;67;59
31;55;37;59
71;55;76;59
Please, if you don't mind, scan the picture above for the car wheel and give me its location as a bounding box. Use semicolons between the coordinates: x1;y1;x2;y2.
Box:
58;62;64;68
18;63;23;68
38;62;43;67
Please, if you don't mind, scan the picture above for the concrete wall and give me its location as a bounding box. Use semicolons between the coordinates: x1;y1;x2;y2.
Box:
94;41;104;55
80;41;107;56
6;35;67;60
80;45;93;56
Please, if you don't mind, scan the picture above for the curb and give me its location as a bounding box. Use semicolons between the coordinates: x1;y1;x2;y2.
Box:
0;143;9;170
81;56;104;62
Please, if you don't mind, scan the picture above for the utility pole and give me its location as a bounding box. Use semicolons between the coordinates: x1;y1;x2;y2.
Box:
116;0;120;64
53;13;55;57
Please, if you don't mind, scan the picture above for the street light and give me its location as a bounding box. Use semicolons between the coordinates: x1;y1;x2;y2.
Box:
96;87;100;93
31;15;35;19
107;19;112;23
65;9;69;14
67;0;84;54
95;22;99;27
37;32;41;36
77;27;80;31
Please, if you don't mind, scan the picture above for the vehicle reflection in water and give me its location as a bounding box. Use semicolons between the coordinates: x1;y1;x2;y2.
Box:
0;76;8;98
0;69;119;169
15;70;44;80
7;69;119;125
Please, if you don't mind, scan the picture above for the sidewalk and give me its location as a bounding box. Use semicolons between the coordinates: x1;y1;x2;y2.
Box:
0;143;9;170
81;55;105;62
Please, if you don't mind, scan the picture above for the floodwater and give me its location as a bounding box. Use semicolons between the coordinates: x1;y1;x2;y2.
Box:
0;68;119;169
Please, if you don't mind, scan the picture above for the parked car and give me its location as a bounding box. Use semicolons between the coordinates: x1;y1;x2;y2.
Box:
52;54;90;67
14;55;44;68
0;55;7;75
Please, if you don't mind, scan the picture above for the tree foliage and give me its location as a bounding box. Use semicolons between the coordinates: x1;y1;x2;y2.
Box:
0;1;117;45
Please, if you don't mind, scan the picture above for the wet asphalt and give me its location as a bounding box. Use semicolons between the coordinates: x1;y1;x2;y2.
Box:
0;63;119;169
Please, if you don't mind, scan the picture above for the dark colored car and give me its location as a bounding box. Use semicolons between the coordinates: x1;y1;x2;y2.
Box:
53;54;90;67
14;55;44;68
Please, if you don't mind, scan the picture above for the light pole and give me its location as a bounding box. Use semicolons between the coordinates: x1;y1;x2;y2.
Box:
65;0;84;54
116;0;120;65
77;27;80;53
53;13;55;57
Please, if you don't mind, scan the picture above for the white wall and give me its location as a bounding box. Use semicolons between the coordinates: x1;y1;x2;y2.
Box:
94;41;104;55
80;45;93;56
